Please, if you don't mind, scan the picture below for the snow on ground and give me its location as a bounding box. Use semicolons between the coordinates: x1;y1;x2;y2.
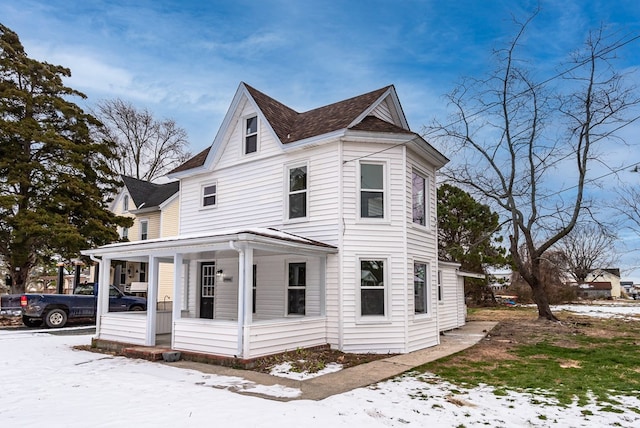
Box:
1;304;639;427
269;361;344;380
552;302;640;319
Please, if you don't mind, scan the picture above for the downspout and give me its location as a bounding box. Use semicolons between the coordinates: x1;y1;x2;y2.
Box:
89;255;102;336
229;241;245;358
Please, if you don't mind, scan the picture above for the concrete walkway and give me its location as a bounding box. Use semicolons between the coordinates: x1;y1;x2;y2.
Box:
167;321;497;401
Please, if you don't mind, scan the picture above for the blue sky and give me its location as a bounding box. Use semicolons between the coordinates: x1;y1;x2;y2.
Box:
3;0;640;281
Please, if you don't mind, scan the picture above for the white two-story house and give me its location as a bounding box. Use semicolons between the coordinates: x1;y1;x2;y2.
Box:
83;82;466;362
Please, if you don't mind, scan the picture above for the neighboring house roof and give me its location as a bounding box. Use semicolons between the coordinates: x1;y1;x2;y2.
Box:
580;281;612;290
170;82;428;175
121;176;179;210
597;268;621;277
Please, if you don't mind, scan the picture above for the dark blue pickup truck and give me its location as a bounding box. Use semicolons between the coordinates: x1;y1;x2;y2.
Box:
19;284;147;328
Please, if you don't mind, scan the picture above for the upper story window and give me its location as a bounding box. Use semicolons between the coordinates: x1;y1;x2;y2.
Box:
412;171;427;226
123;195;129;212
140;220;148;241
122;227;129;240
288;165;307;219
245;116;258;154
360;259;385;316
360;162;385;219
202;183;217;207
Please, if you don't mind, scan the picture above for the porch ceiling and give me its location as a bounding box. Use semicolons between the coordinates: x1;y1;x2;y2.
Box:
81;227;338;259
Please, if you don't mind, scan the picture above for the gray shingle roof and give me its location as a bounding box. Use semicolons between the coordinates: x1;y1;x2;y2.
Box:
121;175;179;210
171;83;407;174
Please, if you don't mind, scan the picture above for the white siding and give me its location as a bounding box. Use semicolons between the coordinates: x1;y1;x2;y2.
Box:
248;318;327;358
338;142;409;353
405;150;442;349
173;319;237;356
98;313;147;345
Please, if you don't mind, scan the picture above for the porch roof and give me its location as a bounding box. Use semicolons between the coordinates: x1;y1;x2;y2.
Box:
81;227;338;259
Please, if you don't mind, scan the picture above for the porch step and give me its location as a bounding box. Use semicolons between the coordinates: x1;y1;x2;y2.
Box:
122;346;172;361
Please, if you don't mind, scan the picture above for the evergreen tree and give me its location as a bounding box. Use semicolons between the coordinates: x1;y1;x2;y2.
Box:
437;183;509;301
0;24;131;293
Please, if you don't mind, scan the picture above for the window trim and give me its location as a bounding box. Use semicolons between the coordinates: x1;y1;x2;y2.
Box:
358;161;388;221
123;194;129;212
139;219;149;241
286;261;306;316
244;115;258;155
437;269;443;304
412;169;429;228
414;261;430;316
285;161;309;222
122;227;129;240
201;181;218;209
357;256;390;322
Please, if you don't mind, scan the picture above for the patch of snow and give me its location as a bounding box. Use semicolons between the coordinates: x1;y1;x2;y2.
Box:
269;361;343;380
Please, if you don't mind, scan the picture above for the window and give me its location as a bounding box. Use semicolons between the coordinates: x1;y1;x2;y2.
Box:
287;262;306;315
122;227;129;240
288;165;307;219
140;220;148;240
412;171;426;226
123;195;129;212
139;262;147;282
360;260;385;316
202;183;217;207
437;270;443;302
360;163;384;218
252;264;257;314
118;261;126;285
245;116;257;154
414;263;428;314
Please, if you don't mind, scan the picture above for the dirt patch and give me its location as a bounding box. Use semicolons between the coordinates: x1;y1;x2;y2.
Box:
250;347;395;375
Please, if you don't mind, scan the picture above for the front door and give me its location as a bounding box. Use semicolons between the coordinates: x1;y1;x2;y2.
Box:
199;262;215;319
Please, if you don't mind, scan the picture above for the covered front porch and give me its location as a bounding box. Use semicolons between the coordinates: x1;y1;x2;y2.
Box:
82;228;337;360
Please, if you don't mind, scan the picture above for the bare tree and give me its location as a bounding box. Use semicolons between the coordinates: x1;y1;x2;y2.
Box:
94;99;192;181
556;224;619;284
615;183;640;236
426;15;640;320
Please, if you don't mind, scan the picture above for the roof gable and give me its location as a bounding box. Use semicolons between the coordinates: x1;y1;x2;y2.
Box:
121;176;179;210
170;83;412;175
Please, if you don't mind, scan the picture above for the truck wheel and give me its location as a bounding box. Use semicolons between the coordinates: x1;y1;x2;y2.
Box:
22;316;43;328
45;309;68;328
129;305;145;311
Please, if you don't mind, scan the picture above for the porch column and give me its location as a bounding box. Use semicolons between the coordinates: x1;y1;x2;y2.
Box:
319;256;326;316
96;257;111;336
145;255;159;346
242;247;253;358
171;253;183;349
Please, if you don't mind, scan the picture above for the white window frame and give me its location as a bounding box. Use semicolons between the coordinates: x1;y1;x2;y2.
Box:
285;161;309;222
358;161;388;221
437;269;443;303
244;115;258;155
122;227;129;240
286;260;307;317
201;181;217;209
139;219;148;241
414;261;430;316
357;256;390;322
412;169;430;228
123;194;129;212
